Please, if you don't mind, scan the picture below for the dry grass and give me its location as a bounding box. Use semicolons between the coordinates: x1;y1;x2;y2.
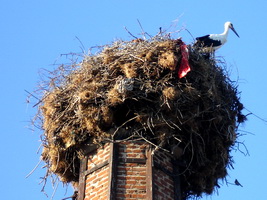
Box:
34;34;245;199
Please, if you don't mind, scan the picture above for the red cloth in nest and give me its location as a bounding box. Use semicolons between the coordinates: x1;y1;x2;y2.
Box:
178;43;191;78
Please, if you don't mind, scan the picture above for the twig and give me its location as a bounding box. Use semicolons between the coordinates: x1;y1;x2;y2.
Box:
50;178;59;200
184;28;195;42
236;141;250;156
112;116;139;138
179;132;194;175
155;27;163;37
124;26;138;39
135;131;169;153
137;19;146;40
245;108;267;123
152;139;165;155
25;159;42;178
25;89;41;102
40;170;49;197
161;113;176;129
75;36;86;54
146;117;155;135
173;136;182;143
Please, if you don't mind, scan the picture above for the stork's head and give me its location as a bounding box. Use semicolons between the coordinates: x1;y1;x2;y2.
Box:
225;21;240;38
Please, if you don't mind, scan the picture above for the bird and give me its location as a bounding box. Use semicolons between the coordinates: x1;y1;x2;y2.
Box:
194;21;240;52
61;191;78;200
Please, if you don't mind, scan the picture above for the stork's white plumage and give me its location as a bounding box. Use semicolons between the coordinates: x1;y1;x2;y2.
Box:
194;22;239;52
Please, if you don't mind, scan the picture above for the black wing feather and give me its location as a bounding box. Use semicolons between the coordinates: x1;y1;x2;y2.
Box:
195;35;221;47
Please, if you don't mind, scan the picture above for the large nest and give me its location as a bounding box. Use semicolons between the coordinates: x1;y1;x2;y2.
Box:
37;35;245;199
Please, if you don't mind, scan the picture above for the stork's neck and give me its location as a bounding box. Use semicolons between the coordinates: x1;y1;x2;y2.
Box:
221;25;230;36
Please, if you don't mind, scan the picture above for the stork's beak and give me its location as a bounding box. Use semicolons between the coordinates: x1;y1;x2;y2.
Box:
231;26;240;38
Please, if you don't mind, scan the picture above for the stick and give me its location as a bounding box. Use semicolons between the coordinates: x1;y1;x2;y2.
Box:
124;26;138;39
25;159;42;178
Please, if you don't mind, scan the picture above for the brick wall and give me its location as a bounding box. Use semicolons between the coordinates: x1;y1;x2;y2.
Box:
153;150;175;200
78;141;181;200
84;144;110;200
116;142;148;199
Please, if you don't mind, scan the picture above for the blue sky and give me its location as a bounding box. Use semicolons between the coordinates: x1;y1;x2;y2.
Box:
1;0;267;199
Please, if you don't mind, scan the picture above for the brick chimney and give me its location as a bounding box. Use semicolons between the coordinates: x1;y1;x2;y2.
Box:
77;141;181;200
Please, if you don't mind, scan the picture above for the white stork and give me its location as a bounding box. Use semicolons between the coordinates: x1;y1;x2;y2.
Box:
194;21;240;52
